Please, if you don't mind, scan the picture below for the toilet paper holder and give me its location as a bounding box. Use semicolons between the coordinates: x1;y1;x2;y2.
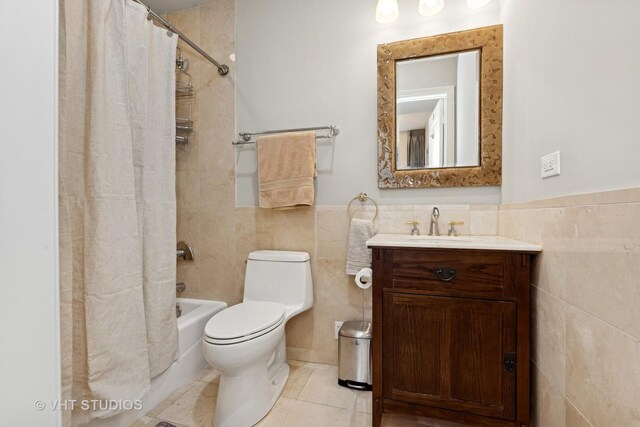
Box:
355;267;373;289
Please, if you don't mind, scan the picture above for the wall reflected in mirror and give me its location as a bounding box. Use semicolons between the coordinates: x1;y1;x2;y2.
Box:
396;50;480;170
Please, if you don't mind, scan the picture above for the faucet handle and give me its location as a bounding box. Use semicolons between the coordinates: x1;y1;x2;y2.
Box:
405;220;420;236
448;221;464;236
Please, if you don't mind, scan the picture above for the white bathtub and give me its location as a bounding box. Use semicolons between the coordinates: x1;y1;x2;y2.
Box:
92;298;227;427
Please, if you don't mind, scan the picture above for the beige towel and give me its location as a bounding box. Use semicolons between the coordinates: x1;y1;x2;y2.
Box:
257;131;316;208
346;218;374;275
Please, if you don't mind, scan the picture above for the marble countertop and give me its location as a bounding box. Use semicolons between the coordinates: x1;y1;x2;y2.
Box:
366;234;542;252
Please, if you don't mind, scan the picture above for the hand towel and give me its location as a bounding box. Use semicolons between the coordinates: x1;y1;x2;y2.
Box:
346;218;374;275
257;130;316;208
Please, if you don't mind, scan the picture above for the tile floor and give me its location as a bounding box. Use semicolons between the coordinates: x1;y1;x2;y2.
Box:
131;361;463;427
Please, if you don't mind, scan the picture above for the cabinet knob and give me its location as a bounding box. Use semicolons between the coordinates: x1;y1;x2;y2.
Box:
434;267;456;282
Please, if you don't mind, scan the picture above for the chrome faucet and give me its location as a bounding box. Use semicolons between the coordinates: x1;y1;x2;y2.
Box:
405;220;421;236
429;207;440;236
176;282;186;293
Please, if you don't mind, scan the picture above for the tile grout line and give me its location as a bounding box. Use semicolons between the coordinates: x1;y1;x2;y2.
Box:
533;283;640;343
564;395;596;427
149;384;191;414
274;395;295;427
149;373;209;424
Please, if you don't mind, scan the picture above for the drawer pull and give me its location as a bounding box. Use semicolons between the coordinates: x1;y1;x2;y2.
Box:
434;267;456;282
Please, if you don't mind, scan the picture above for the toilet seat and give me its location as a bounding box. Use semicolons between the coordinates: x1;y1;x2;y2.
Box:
204;301;285;345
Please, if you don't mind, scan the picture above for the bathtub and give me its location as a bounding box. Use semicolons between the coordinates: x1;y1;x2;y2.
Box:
93;298;227;427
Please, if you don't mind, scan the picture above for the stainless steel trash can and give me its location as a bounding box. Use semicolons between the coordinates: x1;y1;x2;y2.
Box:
338;321;372;391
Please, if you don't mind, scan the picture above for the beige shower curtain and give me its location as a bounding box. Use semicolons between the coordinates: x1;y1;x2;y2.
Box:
59;0;178;423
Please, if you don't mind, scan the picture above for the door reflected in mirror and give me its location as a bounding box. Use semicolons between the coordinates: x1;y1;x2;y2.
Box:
396;50;480;170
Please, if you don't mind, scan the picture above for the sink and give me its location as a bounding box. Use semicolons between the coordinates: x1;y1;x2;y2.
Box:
366;233;543;252
406;235;474;243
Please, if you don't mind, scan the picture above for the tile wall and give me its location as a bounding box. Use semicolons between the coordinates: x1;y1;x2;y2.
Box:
499;187;640;426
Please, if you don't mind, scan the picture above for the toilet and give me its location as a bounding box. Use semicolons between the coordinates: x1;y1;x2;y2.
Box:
202;250;313;427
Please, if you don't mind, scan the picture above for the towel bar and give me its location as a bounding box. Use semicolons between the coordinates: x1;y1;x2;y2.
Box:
232;125;339;145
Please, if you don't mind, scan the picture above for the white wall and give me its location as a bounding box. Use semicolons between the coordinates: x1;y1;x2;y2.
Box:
501;0;640;203
397;55;458;92
0;1;60;426
455;51;479;166
236;0;502;206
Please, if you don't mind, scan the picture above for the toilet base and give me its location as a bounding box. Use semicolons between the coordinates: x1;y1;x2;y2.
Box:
263;362;289;419
213;362;289;427
212;338;289;427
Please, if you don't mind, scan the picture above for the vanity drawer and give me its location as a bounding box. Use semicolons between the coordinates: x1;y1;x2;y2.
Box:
389;250;514;299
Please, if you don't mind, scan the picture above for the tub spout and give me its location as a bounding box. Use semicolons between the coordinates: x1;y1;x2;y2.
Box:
176;282;186;293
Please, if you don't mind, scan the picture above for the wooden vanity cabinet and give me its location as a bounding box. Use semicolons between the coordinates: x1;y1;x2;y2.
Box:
371;247;535;427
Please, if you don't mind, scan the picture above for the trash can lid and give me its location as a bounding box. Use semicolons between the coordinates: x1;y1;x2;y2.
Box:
339;321;373;339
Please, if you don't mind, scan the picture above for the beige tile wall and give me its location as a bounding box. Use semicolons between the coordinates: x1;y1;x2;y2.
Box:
499;187;640;427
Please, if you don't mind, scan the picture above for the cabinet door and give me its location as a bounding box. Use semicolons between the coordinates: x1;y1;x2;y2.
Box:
383;293;516;420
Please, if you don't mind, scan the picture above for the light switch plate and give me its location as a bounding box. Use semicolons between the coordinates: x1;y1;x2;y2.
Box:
541;151;561;178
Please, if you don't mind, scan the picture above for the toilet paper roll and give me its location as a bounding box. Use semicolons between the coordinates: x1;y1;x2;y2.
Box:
355;268;373;289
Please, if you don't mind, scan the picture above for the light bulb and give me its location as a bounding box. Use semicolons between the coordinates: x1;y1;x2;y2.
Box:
419;0;444;17
376;0;399;24
467;0;493;9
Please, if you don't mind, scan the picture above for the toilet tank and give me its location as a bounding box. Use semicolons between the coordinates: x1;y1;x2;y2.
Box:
244;250;313;319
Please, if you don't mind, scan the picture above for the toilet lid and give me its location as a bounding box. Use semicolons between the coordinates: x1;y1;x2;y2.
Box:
248;250;310;262
204;301;285;341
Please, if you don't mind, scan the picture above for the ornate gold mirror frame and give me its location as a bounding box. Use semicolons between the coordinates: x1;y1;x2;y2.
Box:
377;25;503;188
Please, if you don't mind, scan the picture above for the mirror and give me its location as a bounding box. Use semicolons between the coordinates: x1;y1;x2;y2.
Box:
378;25;502;188
396;51;479;170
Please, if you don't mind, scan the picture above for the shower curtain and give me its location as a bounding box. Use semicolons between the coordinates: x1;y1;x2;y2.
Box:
59;0;178;423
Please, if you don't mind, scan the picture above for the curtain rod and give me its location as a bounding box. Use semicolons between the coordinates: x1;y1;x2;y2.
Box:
132;0;229;76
